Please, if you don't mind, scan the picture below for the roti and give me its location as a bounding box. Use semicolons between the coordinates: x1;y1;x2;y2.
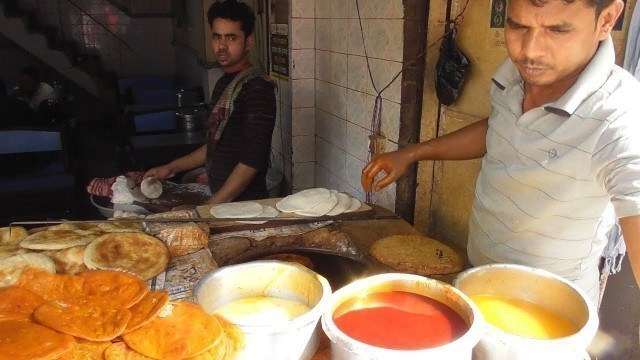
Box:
0;253;56;287
97;221;144;233
0;226;28;245
211;202;264;219
276;188;331;212
295;192;339;217
344;197;362;213
41;245;88;274
122;301;223;359
326;192;351;216
34;298;132;341
370;235;466;275
0;244;31;260
84;233;170;280
0;320;75;360
237;205;280;224
20;230;96;250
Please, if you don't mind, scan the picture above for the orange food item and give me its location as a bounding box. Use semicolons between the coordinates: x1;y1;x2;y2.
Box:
123;302;223;359
15;268;84;302
34;298;132;341
123;290;170;334
0;319;75;360
78;270;149;308
103;342;154;360
57;340;112;360
0;286;46;321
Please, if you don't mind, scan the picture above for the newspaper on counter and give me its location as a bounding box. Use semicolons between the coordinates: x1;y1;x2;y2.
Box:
148;248;218;301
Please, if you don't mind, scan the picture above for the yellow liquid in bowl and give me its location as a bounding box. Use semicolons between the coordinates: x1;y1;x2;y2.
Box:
470;294;578;339
214;296;310;326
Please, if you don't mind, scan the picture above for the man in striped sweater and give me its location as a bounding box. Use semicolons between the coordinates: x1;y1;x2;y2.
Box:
362;0;640;306
145;0;276;204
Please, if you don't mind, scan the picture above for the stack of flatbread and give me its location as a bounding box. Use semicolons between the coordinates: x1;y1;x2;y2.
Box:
210;201;279;224
0;223;170;285
276;188;362;217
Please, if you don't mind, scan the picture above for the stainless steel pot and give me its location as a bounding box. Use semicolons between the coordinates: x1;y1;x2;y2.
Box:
175;106;207;133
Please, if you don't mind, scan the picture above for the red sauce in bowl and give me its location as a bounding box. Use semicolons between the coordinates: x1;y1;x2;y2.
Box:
333;291;468;350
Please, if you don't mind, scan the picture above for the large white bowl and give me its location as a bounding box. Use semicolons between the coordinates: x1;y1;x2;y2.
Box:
194;260;332;360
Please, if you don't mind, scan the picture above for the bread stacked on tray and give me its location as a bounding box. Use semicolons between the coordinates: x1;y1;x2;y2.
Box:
0;223;169;286
0;268;243;359
276;188;362;217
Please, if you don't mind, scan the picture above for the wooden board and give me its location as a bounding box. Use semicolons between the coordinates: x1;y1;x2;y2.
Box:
196;197;372;226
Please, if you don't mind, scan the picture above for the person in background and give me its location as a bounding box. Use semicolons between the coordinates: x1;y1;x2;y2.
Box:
362;0;640;306
144;0;276;204
10;66;57;111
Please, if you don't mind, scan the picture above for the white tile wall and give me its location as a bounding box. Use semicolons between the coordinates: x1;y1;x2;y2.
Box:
315;19;331;51
292;108;315;136
292;0;315;18
292;49;315;79
291;19;315;49
292;135;315;163
292;162;315;189
292;79;315;108
316;50;331;82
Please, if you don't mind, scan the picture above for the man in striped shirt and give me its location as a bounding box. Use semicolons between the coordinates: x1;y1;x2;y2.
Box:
145;0;276;203
362;0;640;306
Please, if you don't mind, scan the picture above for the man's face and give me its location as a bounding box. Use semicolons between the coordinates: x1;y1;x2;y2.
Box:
211;18;255;71
18;74;37;95
504;0;616;89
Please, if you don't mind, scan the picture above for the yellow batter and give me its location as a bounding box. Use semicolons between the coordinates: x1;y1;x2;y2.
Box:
214;296;310;326
470;294;578;339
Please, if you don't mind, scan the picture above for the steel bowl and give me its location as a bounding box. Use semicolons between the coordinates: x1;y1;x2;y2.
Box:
194;260;332;360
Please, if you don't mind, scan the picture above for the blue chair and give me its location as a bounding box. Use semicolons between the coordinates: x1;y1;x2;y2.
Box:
118;76;173;94
0;128;76;221
132;88;175;106
133;110;177;134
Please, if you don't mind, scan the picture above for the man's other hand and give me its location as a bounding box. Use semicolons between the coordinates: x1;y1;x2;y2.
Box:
361;150;412;192
144;164;175;181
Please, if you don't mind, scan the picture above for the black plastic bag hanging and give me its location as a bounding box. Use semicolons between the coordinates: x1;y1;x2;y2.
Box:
435;27;470;106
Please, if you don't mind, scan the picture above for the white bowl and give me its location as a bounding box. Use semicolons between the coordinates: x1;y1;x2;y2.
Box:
194;260;332;360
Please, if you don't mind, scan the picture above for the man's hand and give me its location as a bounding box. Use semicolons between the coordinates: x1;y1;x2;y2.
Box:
361;150;412;192
144;164;175;181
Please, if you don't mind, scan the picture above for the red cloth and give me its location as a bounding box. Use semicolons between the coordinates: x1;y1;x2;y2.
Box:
86;171;145;197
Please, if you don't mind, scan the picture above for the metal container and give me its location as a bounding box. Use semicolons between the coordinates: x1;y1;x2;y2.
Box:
321;273;484;360
453;264;598;360
194;260;332;360
175;106;206;133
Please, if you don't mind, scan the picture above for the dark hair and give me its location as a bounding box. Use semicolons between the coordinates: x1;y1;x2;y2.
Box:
528;0;615;18
20;66;41;82
207;0;255;37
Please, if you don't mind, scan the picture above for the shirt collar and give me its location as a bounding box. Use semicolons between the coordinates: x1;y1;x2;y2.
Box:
491;36;615;117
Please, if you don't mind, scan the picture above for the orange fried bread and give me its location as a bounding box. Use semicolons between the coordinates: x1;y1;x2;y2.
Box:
123;301;223;359
57;340;112;360
123;290;170;334
103;342;154;360
78;270;149;308
0;319;75;360
33;298;132;341
15;268;84;302
0;286;46;321
84;233;170;280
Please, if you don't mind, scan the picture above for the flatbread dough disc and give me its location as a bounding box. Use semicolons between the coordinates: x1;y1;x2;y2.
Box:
344;197;362;213
370;235;466;275
140;178;163;199
0;253;56;287
84;233;170;280
276;188;331;212
211;202;264;219
0;226;28;245
326;192;351;216
20;230;96;250
295;192;339;217
237;205;280;224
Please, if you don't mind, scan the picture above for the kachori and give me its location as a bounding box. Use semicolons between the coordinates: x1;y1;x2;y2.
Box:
123;290;170;334
34;298;132;341
0;226;28;245
370;235;466;275
84;233;170;280
0;253;55;287
79;270;149;308
0;286;46;321
122;301;223;359
16;268;84;302
0;319;75;360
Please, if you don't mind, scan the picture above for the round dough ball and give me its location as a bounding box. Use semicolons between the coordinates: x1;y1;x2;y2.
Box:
141;178;163;199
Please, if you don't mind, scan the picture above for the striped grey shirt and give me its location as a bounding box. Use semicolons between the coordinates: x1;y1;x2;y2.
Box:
467;37;640;303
